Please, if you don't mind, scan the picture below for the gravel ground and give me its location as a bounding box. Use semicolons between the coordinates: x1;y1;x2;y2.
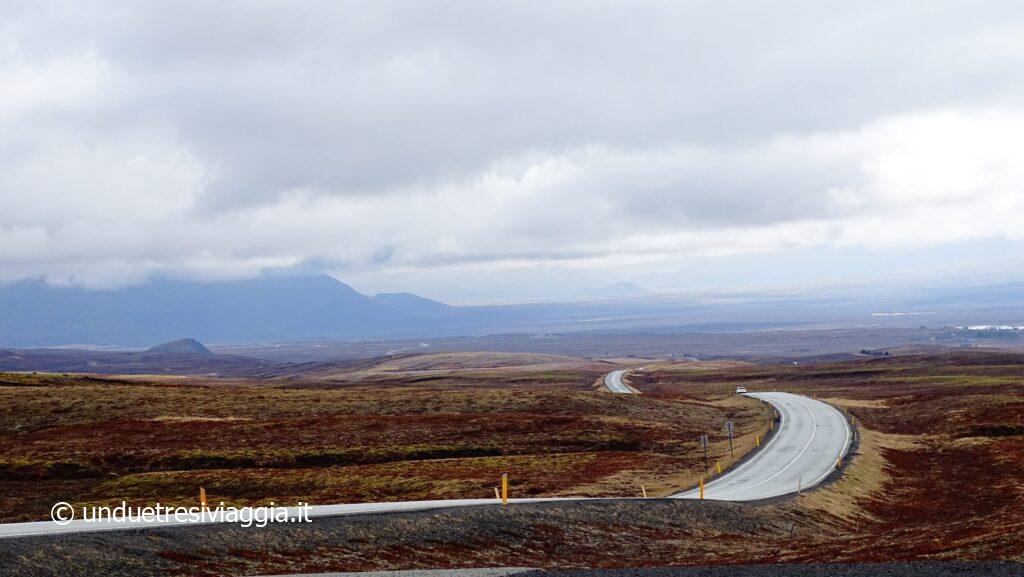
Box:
266;566;1024;577
0;500;1020;577
273;571;534;577
0;499;788;577
521;563;1024;577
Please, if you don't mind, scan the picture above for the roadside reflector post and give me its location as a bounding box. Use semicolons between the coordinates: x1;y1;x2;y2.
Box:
724;421;735;459
501;473;508;506
641;485;647;498
699;434;710;476
494;487;501;501
200;487;207;511
797;477;802;494
836;457;842;469
699;477;704;500
756;435;760;447
716;461;721;475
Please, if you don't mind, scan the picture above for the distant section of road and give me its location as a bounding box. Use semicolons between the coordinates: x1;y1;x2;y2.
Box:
673;392;851;501
603;369;636;393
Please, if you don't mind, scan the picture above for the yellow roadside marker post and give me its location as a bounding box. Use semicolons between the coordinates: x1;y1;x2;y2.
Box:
699;477;705;500
756;435;760;447
199;487;207;511
716;461;722;475
641;485;647;498
836;457;842;469
494;487;501;501
501;473;508;506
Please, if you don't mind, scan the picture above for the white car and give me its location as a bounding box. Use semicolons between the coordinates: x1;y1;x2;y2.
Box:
735;387;748;394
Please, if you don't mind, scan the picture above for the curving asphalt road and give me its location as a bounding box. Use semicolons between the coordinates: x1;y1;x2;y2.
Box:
673;392;851;501
603;369;636;393
0;379;849;539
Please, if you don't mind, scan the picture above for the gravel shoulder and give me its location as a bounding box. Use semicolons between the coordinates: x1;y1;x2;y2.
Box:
523;563;1024;577
3;498;1022;577
0;500;790;576
265;566;1024;577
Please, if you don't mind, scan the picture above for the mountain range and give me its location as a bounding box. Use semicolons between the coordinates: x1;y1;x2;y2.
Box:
0;275;427;346
2;274;1024;348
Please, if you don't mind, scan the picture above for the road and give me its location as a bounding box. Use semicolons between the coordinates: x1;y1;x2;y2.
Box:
673;392;851;501
0;380;849;539
603;369;636;393
0;498;580;539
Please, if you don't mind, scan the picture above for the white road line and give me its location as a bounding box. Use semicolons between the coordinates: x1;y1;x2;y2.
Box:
675;397;788;492
703;396;817;498
805;400;852;488
672;392;850;501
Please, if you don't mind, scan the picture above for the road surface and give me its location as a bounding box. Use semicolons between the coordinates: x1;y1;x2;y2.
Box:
673;392;851;501
0;383;849;539
0;498;580;539
603;369;636;393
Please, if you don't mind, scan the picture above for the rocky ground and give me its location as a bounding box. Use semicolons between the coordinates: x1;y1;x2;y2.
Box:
1;499;1022;577
0;499;817;576
523;563;1024;577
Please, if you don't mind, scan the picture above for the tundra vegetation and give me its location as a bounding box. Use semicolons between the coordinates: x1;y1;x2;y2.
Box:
0;353;767;523
2;351;1022;576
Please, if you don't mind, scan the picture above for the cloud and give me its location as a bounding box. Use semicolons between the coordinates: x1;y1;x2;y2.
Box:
2;1;1024;296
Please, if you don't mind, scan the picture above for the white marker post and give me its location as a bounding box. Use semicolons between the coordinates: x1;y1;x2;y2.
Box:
699;434;710;476
724;421;735;459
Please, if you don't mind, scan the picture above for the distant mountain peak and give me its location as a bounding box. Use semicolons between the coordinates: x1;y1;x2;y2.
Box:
146;338;214;356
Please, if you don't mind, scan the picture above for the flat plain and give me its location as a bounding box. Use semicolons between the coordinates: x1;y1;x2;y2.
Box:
2;350;1023;576
0;353;767;523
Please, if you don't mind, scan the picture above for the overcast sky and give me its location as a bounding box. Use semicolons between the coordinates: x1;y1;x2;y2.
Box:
3;1;1024;303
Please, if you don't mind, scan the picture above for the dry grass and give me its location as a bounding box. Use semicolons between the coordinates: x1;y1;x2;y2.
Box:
0;364;768;522
797;427;922;522
610;352;1024;563
150;415;252;423
5;351;1024;572
821;397;892;408
304;351;614;382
